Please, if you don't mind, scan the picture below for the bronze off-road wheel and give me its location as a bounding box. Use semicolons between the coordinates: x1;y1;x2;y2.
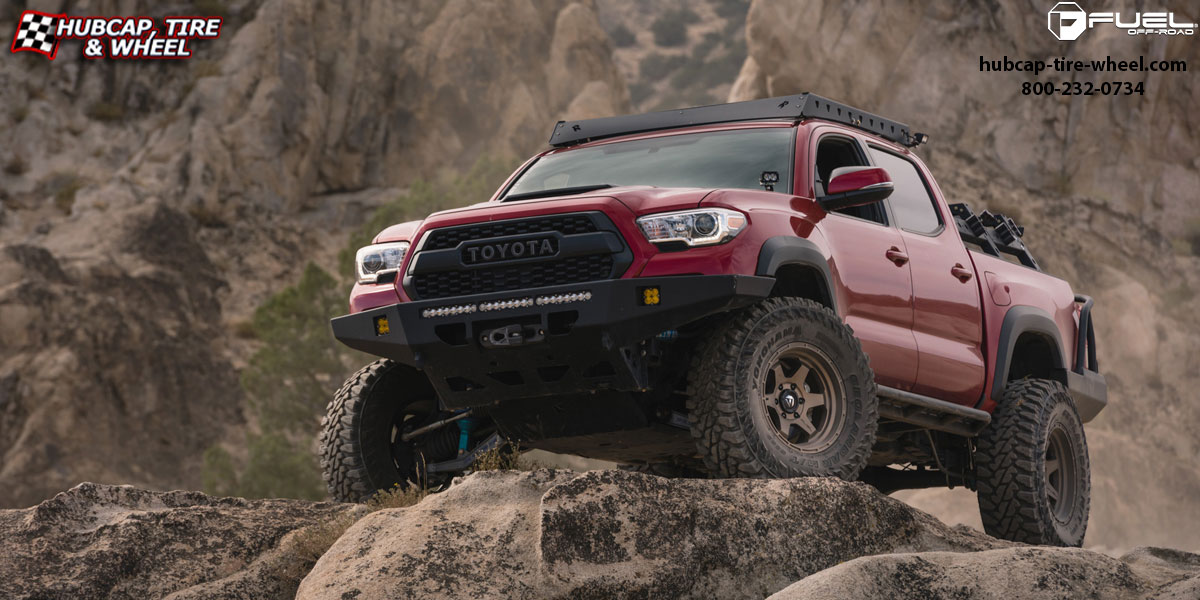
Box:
687;298;878;480
975;379;1091;546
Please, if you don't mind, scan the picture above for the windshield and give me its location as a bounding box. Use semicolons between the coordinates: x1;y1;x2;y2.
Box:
505;127;794;197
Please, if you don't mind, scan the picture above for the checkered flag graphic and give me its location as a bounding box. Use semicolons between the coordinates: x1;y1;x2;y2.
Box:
11;11;63;59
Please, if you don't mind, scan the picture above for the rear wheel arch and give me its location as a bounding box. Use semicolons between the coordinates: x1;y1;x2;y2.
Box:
756;236;837;313
992;306;1067;400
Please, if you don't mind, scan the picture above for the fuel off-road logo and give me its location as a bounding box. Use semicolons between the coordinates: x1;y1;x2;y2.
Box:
10;10;221;59
1048;2;1195;40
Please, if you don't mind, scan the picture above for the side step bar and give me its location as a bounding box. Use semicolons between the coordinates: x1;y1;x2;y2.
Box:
876;386;991;437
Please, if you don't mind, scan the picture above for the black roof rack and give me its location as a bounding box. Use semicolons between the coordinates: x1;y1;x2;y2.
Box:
549;93;924;148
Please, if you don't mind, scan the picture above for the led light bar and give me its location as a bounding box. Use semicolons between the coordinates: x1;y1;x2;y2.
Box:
421;304;478;318
479;297;535;312
419;291;593;318
535;291;592;306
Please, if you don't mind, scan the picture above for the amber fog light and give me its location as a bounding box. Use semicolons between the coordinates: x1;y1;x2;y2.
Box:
640;287;660;306
374;315;391;336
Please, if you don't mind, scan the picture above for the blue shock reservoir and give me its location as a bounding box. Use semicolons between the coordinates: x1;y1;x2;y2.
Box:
457;417;477;455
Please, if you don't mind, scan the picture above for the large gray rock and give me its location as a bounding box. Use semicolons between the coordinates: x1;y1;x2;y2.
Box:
297;470;1001;599
767;545;1200;600
4;474;1198;599
0;482;361;600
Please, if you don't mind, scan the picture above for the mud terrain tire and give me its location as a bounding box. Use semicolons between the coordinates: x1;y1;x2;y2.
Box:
975;378;1090;546
320;359;440;503
687;298;877;480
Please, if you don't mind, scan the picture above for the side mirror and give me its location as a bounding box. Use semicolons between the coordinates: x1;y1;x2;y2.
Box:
820;166;894;211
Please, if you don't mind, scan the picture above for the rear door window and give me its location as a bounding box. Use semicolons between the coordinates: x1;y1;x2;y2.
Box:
867;147;941;234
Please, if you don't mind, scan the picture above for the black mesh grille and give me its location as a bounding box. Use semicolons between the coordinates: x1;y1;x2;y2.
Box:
423;214;597;251
410;213;624;300
413;254;613;299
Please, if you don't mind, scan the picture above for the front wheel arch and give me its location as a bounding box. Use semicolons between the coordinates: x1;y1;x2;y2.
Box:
756;236;838;314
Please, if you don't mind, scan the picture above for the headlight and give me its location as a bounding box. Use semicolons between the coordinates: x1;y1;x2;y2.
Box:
355;242;409;284
636;208;747;247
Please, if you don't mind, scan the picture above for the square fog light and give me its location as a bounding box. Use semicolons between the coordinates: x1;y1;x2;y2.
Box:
373;315;390;336
640;287;660;306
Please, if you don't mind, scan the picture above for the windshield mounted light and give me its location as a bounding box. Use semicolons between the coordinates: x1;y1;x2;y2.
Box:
636;208;747;247
355;242;410;284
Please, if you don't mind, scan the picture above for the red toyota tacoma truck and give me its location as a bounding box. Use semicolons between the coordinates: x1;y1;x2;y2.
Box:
323;94;1107;546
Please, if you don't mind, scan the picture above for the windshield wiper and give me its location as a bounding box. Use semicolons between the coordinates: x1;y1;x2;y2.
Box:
501;183;613;202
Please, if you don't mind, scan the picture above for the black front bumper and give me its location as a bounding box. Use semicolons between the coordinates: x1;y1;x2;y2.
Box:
332;275;774;408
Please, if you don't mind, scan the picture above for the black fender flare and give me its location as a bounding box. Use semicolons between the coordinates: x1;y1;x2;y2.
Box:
988;305;1067;403
755;236;838;313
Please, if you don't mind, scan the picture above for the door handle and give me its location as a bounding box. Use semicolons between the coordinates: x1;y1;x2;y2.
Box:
951;263;974;282
885;247;909;266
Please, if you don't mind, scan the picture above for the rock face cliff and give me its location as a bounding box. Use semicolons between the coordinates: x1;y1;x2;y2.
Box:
0;0;629;508
728;0;1200;552
2;473;1198;600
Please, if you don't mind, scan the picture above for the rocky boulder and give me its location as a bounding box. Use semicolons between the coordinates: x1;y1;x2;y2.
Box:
767;546;1200;600
297;470;1001;599
4;473;1198;599
0;482;361;600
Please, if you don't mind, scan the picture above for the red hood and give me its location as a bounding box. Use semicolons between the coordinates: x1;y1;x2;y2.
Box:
374;186;714;242
373;220;421;243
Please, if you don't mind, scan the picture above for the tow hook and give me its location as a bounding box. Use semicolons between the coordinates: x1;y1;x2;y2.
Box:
480;324;545;348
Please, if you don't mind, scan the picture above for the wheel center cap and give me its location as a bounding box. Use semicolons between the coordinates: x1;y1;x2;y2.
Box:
779;390;800;412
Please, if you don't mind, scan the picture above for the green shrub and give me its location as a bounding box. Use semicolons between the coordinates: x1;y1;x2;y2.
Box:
1163;283;1194;307
4;156;27;176
639;52;688;80
201;445;240;498
1183;218;1200;256
241;263;349;432
714;0;750;20
674;5;701;24
339;155;514;276
610;23;636;47
366;484;428;510
651;15;688;47
278;485;425;581
629;81;655;106
472;440;523;471
694;31;722;60
47;173;85;214
86;101;125;122
203;432;329;500
194;0;230;18
204;156;518;500
192;59;222;79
